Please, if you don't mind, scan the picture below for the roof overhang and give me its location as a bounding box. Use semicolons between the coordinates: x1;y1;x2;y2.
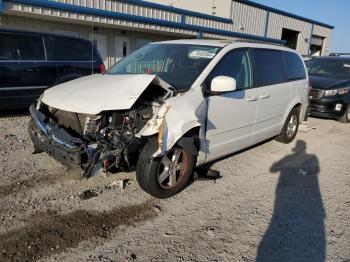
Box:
237;0;334;29
3;0;285;45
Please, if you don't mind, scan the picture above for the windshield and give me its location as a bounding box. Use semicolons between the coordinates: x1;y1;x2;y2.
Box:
106;44;221;91
306;59;350;78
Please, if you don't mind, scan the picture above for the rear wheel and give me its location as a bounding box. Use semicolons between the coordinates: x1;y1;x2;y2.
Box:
275;107;300;144
136;138;196;198
339;105;350;123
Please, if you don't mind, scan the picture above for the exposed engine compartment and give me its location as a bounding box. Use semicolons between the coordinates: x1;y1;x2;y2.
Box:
31;81;174;177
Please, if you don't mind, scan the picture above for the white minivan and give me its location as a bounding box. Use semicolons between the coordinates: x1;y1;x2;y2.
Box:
29;40;309;198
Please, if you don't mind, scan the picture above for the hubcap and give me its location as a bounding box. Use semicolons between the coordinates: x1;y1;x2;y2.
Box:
286;115;298;139
157;148;188;189
347;109;350;120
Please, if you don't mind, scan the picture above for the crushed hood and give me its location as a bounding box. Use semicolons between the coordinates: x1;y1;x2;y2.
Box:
42;74;165;115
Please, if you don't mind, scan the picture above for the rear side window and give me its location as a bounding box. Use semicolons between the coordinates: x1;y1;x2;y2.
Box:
282;51;306;80
18;35;45;60
0;33;19;60
53;37;93;61
252;49;284;87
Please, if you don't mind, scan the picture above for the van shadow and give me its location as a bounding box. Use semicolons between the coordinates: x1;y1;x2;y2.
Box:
256;140;326;262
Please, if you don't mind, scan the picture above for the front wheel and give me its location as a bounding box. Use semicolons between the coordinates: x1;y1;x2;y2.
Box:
136;138;197;198
275;107;300;144
339;105;350;123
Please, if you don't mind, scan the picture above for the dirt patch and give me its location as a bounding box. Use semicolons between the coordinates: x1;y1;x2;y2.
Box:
0;171;81;199
0;200;158;261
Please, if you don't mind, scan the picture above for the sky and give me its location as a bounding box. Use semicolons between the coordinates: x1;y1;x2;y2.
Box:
252;0;350;52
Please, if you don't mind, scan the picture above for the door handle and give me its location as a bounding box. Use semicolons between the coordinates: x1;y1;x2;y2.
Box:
246;96;258;102
260;93;270;99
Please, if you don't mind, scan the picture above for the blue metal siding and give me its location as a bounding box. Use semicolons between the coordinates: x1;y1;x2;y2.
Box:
237;0;334;29
6;0;285;44
0;0;3;14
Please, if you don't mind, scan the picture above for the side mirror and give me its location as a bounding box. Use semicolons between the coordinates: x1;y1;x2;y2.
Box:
210;76;237;93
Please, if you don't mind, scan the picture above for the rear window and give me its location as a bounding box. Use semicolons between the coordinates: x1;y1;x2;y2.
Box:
53;36;93;61
253;49;285;87
0;33;45;60
282;51;306;80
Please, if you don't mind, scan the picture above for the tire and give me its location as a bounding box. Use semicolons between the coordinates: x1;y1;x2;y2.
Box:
136;137;197;198
275;107;300;144
339;105;350;123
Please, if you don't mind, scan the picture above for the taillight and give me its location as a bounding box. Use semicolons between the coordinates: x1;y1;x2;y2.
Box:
99;63;106;74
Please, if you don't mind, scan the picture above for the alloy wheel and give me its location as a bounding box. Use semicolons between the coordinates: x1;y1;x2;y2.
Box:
286;115;298;139
157;148;189;189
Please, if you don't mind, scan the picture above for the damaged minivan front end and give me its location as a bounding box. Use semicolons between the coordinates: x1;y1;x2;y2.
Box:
29;74;175;177
28;41;224;198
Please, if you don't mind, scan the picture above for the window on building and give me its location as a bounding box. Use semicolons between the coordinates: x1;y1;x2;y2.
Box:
207;49;253;90
310;35;324;56
282;51;306;80
281;28;299;50
53;36;92;61
0;33;20;60
253;49;285;87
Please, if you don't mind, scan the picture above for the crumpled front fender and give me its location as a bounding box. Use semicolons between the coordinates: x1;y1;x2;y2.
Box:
138;90;206;156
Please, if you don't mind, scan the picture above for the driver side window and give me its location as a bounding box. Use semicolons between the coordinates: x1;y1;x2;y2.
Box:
208;49;253;90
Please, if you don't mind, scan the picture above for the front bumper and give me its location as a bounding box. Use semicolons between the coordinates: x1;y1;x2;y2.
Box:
28;105;85;168
309;96;348;119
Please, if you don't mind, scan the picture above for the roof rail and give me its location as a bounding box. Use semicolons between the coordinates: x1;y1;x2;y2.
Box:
329;53;350;57
231;39;287;46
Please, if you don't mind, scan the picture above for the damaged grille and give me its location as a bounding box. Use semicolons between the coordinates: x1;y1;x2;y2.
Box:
48;108;100;137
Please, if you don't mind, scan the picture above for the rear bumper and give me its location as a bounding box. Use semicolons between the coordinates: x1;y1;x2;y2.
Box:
309;96;348;119
28;105;85;168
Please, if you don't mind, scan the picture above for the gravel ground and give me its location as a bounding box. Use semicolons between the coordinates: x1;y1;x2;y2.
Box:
0;113;349;262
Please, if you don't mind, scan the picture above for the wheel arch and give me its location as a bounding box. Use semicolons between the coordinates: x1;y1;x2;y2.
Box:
281;99;303;128
155;122;201;157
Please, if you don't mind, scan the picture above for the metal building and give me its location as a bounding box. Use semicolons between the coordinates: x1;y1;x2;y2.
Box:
0;0;334;68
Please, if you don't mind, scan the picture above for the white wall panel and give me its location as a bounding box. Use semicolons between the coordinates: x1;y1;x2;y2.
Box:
267;12;311;55
230;1;267;36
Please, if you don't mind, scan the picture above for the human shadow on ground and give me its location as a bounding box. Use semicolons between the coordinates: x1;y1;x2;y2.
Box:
256;140;325;262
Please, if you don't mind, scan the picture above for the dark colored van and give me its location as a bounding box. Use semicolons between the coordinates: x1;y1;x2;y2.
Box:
0;28;105;110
